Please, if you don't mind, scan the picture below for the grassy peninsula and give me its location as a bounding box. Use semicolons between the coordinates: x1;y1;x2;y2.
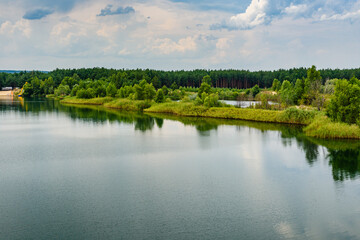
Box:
59;96;360;139
18;65;360;139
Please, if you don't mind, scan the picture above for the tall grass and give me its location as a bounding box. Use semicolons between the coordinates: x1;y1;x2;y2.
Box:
146;102;284;123
304;115;360;139
61;97;113;105
105;98;153;111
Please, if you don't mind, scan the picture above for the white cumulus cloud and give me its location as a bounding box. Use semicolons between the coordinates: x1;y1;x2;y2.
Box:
229;0;269;29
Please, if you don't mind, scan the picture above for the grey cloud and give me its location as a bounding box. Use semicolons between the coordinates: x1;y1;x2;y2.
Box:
97;5;135;17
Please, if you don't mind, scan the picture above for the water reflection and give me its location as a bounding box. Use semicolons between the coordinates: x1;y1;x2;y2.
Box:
328;149;360;181
2;97;360;182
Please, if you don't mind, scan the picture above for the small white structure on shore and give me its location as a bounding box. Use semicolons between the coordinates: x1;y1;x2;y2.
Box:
1;87;12;91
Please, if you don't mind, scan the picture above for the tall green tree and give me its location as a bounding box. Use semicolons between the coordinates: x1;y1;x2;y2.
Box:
279;80;294;105
143;83;156;100
202;75;212;85
327;79;360;124
293;78;304;104
271;79;281;91
154;89;165;103
41;77;55;95
304;65;322;104
198;82;212;96
106;83;117;97
31;77;41;96
251;84;260;97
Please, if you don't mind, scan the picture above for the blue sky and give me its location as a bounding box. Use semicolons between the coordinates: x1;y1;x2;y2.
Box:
0;0;359;70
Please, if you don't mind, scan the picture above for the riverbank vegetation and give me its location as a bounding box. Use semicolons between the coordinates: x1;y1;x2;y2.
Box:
15;65;360;139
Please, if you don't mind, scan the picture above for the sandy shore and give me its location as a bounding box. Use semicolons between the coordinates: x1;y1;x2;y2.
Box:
0;91;12;96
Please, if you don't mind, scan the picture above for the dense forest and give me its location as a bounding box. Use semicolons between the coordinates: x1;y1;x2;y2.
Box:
1;67;360;90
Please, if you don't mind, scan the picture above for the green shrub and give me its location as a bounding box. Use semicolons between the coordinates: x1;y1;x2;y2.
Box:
278;107;319;124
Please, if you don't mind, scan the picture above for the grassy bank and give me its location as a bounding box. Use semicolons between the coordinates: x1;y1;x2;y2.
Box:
304;115;360;139
145;103;319;125
61;96;114;105
57;96;360;139
104;99;152;111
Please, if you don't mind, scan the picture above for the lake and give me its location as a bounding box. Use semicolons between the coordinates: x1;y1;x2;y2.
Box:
1;97;360;239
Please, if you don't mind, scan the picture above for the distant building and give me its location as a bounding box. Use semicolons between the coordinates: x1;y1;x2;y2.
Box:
1;87;12;91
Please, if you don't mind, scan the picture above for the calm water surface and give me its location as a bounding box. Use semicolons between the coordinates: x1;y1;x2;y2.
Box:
1;97;360;239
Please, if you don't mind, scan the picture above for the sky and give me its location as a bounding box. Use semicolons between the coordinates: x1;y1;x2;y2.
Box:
0;0;359;71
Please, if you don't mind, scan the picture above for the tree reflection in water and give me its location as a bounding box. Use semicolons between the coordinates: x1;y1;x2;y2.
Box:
7;97;360;182
327;149;360;181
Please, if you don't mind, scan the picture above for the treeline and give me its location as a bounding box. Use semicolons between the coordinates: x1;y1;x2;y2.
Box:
273;66;360;125
2;67;360;90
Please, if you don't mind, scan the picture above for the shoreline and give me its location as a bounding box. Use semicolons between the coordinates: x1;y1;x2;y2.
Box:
59;97;360;140
0;90;13;96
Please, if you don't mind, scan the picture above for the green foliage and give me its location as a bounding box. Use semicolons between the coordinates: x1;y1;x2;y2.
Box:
327;79;360;124
168;89;183;100
245;89;251;95
95;85;106;97
312;95;325;111
134;83;144;100
76;89;87;98
41;77;55;95
278;107;319;125
293;79;304;104
106;83;117;97
181;96;191;102
105;99;153;111
251;84;260;97
7;66;360;97
54;84;70;97
271;79;281;91
202;75;212;85
279;80;294;105
304;65;322;104
161;85;169;95
304;115;360;139
86;88;95;99
22;82;33;97
323;79;337;94
61;97;113;105
254;93;273;109
110;72;127;88
133;80;156;100
145;102;283;123
349;76;360;86
198;82;212;96
155;89;165;103
144;83;156;100
71;85;80;97
31;77;41;96
118;86;135;98
204;93;220;108
61;75;78;90
216;88;242;100
151;76;161;89
76;88;96;99
194;92;220;108
170;82;178;90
